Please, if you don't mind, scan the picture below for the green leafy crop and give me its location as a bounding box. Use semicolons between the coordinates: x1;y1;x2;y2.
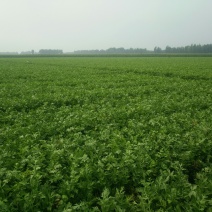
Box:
0;57;211;211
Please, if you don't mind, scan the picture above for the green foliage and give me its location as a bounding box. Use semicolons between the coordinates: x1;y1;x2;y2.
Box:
0;57;212;211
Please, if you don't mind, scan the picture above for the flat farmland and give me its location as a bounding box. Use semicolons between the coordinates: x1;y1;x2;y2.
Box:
0;57;212;211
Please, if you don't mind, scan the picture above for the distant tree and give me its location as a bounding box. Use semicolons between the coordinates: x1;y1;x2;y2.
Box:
154;47;162;53
165;46;172;53
39;49;63;54
165;44;212;53
73;47;149;54
72;44;212;55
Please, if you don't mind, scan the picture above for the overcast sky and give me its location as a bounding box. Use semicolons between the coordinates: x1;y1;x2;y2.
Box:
0;0;212;52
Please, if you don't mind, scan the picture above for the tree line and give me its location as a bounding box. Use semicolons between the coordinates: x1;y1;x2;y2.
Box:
39;49;63;54
74;44;212;54
13;49;63;55
154;44;212;54
73;47;150;54
1;44;212;55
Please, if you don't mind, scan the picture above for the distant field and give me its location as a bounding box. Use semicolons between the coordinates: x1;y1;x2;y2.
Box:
0;57;212;211
1;53;212;58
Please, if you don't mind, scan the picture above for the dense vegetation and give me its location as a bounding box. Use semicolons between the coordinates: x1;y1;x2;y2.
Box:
1;43;212;55
73;47;149;54
73;44;212;54
154;44;212;54
0;57;212;211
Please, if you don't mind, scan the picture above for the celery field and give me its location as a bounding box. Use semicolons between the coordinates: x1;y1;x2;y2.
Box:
0;57;212;211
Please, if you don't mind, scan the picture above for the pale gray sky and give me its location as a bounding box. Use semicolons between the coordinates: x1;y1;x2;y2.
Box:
0;0;212;52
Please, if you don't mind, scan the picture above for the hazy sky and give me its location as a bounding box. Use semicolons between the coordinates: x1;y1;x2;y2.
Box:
1;0;212;52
